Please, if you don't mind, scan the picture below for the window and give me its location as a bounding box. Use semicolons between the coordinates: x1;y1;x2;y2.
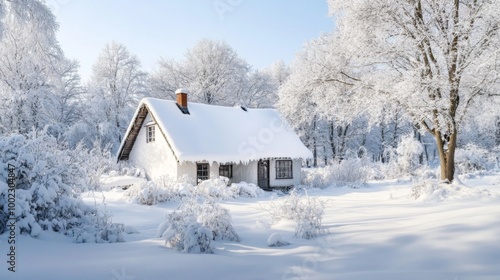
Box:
219;164;233;178
146;125;155;143
276;160;293;179
197;163;209;183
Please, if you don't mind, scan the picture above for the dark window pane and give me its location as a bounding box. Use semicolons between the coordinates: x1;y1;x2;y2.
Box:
276;160;293;179
219;164;232;178
197;163;209;183
146;125;155;143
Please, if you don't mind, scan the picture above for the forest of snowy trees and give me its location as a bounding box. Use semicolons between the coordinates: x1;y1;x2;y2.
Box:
0;0;499;238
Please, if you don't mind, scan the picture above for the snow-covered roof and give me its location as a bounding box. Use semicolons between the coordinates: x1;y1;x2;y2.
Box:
117;98;312;163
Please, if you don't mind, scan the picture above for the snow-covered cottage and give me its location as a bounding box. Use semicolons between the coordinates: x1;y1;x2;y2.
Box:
116;89;312;190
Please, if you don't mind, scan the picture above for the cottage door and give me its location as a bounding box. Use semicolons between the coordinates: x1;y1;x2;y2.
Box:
258;159;270;190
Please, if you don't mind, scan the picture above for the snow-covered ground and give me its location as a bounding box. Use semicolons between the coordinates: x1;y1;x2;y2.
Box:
1;173;500;280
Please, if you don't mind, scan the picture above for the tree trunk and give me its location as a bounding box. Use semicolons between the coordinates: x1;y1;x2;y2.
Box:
445;128;457;182
434;127;457;182
495;116;500;146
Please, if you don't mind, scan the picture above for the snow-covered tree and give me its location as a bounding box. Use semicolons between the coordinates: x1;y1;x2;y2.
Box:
0;0;83;137
0;1;64;134
46;59;84;140
278;33;379;165
151;39;249;106
241;69;277;108
0;0;55;39
328;0;500;182
85;41;147;148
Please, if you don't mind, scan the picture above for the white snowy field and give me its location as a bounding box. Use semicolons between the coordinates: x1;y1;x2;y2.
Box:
1;173;500;280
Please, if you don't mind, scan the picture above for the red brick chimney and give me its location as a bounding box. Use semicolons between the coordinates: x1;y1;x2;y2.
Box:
175;88;190;114
176;88;189;108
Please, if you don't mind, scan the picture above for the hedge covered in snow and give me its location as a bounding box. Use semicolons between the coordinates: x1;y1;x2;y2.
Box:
125;176;265;205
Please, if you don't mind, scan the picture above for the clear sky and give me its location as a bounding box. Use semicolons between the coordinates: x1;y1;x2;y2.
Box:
54;0;334;82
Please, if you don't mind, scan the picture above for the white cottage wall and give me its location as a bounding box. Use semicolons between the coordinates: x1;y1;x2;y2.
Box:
177;161;219;183
128;113;178;181
232;161;258;185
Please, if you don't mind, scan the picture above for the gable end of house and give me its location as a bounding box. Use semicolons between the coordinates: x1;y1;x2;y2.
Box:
117;104;179;163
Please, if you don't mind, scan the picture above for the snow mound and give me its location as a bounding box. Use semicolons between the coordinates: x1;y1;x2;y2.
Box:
267;233;289;247
100;175;147;190
410;180;498;202
124;225;139;234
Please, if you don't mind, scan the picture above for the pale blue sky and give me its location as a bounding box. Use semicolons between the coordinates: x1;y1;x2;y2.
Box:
54;0;334;82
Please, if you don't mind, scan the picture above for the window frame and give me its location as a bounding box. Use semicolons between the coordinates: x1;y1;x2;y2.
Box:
219;164;233;179
275;160;293;179
197;163;209;183
146;125;155;143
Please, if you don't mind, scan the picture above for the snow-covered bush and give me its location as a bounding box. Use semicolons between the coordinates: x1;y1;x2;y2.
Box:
264;191;327;239
125;181;174;205
124;175;194;205
302;158;370;189
0;132;123;241
409;180;439;200
125;176;264;205
72;209;124;243
376;135;425;179
455;143;493;174
267;233;289;247
196;178;264;199
396;134;424;175
195;177;235;198
157;198;239;253
233;181;265;198
0;132;88;235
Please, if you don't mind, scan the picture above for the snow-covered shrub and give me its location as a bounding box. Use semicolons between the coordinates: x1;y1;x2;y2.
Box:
377;135;425;179
0;132;124;241
0;132;88;235
302;168;331;189
302;158;370;189
455;143;493;174
159;212;213;253
124;175;194;205
195;177;236;198
396;134;424;175
157;198;239;253
232;181;265;198
125;181;174;205
409;180;439;200
196;178;265;199
118;166;146;178
126;175;265;206
267;233;289;247
71;193;124;243
264;191;327;239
